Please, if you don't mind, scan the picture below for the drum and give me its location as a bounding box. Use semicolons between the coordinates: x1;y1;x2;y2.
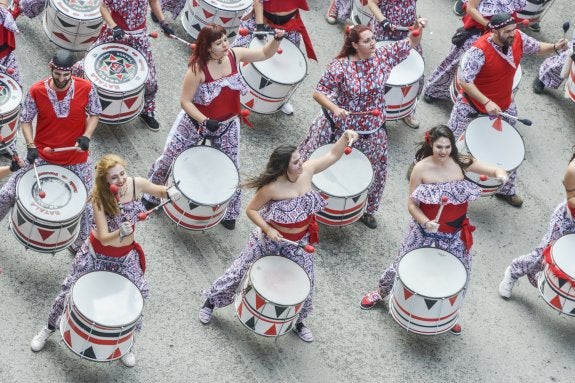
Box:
60;271;144;361
450;65;522;103
10;165;87;253
309;144;373;226
42;0;103;51
163;146;239;230
516;0;554;27
181;0;251;41
240;38;307;114
456;117;525;196
0;72;23;154
389;247;468;335
83;43;149;124
351;0;373;26
376;41;425;120
565;61;575;103
538;234;575;316
234;256;311;337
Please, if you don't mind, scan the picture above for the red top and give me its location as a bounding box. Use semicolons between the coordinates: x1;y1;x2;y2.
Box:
468;31;523;114
32;78;92;165
264;0;309;13
0;26;15;59
194;51;241;121
272;215;319;245
419;202;475;250
111;11;145;31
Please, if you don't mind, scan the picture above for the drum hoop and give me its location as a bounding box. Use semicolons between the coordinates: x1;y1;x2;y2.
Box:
549;234;575;277
48;0;103;21
197;0;252;11
462;173;503;187
0;73;24;111
246;39;308;84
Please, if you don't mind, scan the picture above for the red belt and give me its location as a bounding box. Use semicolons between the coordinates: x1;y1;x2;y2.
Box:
266;11;317;61
273;215;319;245
89;232;146;273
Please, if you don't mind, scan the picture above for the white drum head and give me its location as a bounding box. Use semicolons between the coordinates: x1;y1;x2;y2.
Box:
172;146;239;205
72;271;143;327
51;0;102;20
17;165;87;221
310;144;373;198
398;247;467;298
377;41;424;86
84;43;149;93
513;65;522;89
551;234;575;278
201;0;252;11
465;117;525;171
0;72;23;113
250;256;311;305
246;38;307;85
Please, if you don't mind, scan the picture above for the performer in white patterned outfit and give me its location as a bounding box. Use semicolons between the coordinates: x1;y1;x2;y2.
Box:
533;32;575;94
198;130;358;343
29;154;181;368
499;152;575;299
0;5;20;83
360;125;507;335
142;24;285;230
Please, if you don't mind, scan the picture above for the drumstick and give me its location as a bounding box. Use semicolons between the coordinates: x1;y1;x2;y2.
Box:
0;63;15;75
498;112;532;126
167;34;195;49
433;195;448;223
148;31;158;38
344;137;354;155
137;199;172;221
562;21;570;39
42;146;82;153
347;109;381;116
479;174;488;181
33;163;46;199
238;28;275;37
280;238;315;253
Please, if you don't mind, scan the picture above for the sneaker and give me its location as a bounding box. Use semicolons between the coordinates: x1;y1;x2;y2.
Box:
280;102;294;115
294;322;314;342
139;113;160;132
220;219;236;230
199;300;214;324
533;78;545;94
120;351;136;367
9;0;21;19
495;193;523;208
423;94;436;104
450;323;462;335
359;213;377;229
498;266;517;299
30;326;55;352
360;290;383;309
403;115;420;129
528;22;541;32
326;0;337;24
150;10;159;23
453;0;465;17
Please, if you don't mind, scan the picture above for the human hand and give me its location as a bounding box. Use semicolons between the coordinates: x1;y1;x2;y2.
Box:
424;220;439;233
273;29;285;41
264;227;282;242
202;119;220;132
76;136;90;151
9;159;21;172
332;107;348;119
112;26;125;39
485;100;501;116
166;186;181;201
255;23;267;40
160;21;175;36
119;221;133;238
380;19;395;31
26;147;38;163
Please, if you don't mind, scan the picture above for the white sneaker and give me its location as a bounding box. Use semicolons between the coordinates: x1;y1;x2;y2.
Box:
499;266;517;299
280;102;294;115
30;326;54;352
199;306;213;324
120;351;136;367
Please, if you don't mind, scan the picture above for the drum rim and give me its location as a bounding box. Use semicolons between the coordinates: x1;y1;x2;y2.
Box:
0;73;24;111
193;0;252;11
463;173;504;188
245;38;308;85
46;0;103;21
376;41;425;86
550;233;575;278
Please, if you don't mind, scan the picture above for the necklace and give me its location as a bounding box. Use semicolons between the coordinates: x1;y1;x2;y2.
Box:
210;55;223;64
286;174;299;183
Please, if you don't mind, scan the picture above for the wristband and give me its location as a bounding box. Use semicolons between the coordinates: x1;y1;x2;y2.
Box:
483;99;491;106
554;44;560;56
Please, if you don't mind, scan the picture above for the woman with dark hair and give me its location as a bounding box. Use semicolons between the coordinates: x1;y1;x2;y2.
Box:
142;24;284;230
298;22;423;230
199;130;358;343
29;154;179;367
360;125;506;334
499;151;575;299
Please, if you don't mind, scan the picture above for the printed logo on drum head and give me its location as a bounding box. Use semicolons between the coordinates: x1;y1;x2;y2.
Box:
64;0;100;12
0;81;11;107
96;52;138;84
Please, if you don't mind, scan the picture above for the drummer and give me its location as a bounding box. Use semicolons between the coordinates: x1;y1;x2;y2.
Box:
298;22;424;230
231;0;316;116
360;125;507;335
533;31;575;94
199;130;358;343
447;12;567;208
142;24;285;230
499;152;575;299
30;154;180;367
0;4;20;83
0;49;101;254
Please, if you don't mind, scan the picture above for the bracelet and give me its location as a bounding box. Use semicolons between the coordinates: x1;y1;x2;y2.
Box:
26;142;36;148
483;99;491;106
274;35;283;41
422;220;430;228
554;44;560;56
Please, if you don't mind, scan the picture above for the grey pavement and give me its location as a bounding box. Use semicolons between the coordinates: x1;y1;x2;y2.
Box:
1;1;574;382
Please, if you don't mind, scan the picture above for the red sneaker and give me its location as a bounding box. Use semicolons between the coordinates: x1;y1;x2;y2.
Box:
360;290;384;310
10;0;22;19
450;323;462;335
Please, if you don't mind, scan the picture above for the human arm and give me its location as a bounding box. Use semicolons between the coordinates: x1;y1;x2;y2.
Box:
304;130;358;174
180;66;208;123
466;0;490;27
134;176;180;201
312;61;348;119
406;162;436;230
149;0;174;35
458;47;501;115
466;159;508;183
254;0;264;25
312;91;348;119
232;29;285;62
367;0;395;30
245;185;283;241
100;3;125;38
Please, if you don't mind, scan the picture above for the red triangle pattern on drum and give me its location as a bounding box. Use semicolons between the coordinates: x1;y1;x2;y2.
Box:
449;295;458;306
192;0;198;6
108;348;122;360
237;301;243;317
54;32;71;43
8;119;17;130
401;85;412;97
403;288;414;301
264;324;277;336
294;303;302;313
211;204;221;212
220;17;232;24
241;61;250;67
81;36;98;44
255;294;266;310
63;330;72;346
38;228;55;241
203;9;214;19
319;192;329;200
123;96;139;109
244;98;255;108
550;295;563;310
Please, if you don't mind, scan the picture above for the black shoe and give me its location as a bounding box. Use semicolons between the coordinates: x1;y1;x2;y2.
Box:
453;0;465;17
220;219;236;230
528;22;541;32
532;78;545;94
423;94;436;104
150;10;159;23
142;198;159;211
140;114;160;131
359;214;377;229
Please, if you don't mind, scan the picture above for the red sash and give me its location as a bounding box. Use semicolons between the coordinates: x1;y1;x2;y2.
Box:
272;215;319;245
89;232;146;273
419;203;475;251
265;11;316;61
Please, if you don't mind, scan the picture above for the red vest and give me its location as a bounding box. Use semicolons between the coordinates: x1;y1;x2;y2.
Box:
32;78;92;165
469;30;522;114
264;0;308;12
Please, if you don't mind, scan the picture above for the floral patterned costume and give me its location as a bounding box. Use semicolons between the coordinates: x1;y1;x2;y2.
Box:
537;32;575;90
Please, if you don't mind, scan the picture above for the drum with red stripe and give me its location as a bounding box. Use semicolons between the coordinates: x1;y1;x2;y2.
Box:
240;37;307;114
0;72;23;154
351;0;373;26
60;271;144;361
376;41;424;121
42;0;103;51
565;61;575;103
389;247;468;335
456;116;525;196
450;64;522;103
162;146;239;230
181;0;251;42
10;165;87;253
234;256;311;337
515;0;554;27
309;144;373;226
83;43;149;125
538;234;575;316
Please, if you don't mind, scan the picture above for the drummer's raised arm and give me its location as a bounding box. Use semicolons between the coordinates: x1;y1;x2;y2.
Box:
99;4;116;28
233;30;285;63
305;130;358;174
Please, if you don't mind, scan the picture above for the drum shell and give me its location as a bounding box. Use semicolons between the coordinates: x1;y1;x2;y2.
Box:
450;65;522;104
565;62;575;103
515;0;553;25
0;73;23;153
42;0;103;52
240;38;307;114
181;0;251;41
538;234;575;316
389;247;467;335
351;0;373;26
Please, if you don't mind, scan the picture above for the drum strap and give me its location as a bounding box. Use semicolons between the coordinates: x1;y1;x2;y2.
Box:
322;107;386;140
461;93;483;118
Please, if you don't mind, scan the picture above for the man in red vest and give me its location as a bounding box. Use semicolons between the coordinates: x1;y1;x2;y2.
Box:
448;12;567;208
